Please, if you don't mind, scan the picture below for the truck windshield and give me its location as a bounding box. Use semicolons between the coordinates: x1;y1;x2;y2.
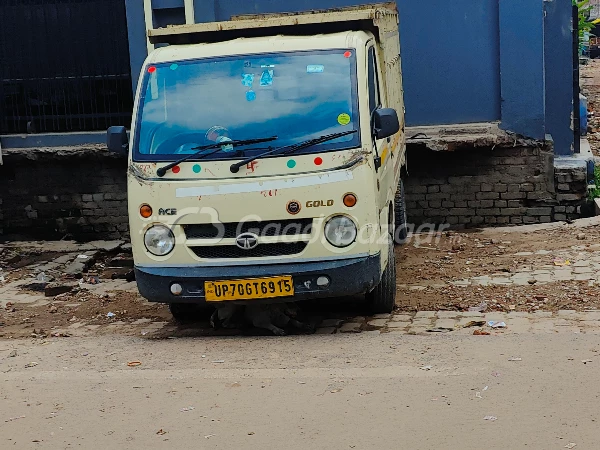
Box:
133;49;360;161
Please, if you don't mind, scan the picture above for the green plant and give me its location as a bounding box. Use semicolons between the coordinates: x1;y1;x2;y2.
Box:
575;0;594;53
588;165;600;200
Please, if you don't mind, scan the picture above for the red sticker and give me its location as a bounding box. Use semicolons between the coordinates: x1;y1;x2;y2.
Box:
172;166;180;174
343;51;352;58
314;157;323;166
148;66;156;73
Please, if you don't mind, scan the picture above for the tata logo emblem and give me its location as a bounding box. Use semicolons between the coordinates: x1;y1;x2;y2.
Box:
286;200;301;215
158;208;177;216
235;232;259;250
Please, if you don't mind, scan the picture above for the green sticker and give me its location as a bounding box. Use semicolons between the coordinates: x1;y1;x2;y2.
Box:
193;164;201;173
337;113;351;126
170;63;179;70
287;159;297;169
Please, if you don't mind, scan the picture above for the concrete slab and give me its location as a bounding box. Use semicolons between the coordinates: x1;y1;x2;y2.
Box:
339;323;362;333
391;314;413;322
387;322;409;329
367;319;389;327
315;327;336;335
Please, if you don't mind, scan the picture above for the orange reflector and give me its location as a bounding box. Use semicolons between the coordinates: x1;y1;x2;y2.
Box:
343;193;357;208
140;204;153;218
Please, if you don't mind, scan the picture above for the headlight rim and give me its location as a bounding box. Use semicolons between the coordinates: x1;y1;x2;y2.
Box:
324;214;358;248
144;224;176;256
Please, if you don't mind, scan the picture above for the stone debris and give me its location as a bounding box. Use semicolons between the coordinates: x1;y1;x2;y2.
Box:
44;281;78;297
64;251;98;277
107;256;134;268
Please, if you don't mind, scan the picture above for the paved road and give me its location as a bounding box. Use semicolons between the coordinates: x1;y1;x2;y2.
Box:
1;330;598;449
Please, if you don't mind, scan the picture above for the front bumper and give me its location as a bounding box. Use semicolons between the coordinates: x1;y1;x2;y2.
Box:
135;254;381;304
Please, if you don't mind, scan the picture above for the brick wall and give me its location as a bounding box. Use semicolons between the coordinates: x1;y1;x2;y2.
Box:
403;143;586;228
0;148;128;241
553;165;589;221
0;143;590;240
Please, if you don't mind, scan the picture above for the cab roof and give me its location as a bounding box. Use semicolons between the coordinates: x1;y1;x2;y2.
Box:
147;32;373;65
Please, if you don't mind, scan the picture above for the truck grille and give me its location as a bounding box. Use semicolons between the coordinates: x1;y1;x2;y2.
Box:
190;242;308;259
184;219;313;239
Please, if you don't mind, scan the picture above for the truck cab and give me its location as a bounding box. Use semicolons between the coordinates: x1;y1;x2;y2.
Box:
107;3;406;317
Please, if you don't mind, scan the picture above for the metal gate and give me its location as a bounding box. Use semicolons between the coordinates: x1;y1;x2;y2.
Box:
0;0;133;134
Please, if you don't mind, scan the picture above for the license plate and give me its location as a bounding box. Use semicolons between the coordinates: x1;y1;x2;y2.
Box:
204;276;294;302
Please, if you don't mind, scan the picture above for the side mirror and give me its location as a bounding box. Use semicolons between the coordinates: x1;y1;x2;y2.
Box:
372;108;400;140
107;126;128;155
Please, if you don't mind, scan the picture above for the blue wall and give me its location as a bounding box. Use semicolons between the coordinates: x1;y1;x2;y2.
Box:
545;0;575;155
499;0;546;140
125;0;575;153
192;0;502;127
398;0;501;126
124;0;147;93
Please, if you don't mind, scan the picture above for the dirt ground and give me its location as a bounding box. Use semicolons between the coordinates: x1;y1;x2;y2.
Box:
2;219;600;339
2;332;599;450
396;221;600;312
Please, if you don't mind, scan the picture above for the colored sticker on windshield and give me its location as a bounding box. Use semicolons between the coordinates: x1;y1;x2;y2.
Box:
307;65;324;73
260;70;273;86
170;63;178;71
241;73;254;87
246;90;256;102
337;113;351;126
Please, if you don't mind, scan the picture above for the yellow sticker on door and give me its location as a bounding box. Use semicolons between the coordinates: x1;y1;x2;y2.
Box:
337;113;351;126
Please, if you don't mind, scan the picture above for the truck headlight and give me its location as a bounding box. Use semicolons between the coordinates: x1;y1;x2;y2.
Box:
324;215;357;248
144;225;175;256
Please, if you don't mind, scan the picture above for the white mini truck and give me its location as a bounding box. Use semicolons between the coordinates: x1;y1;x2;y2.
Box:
107;3;407;318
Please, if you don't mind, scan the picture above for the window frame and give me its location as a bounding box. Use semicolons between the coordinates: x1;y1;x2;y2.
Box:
367;45;382;115
131;49;361;163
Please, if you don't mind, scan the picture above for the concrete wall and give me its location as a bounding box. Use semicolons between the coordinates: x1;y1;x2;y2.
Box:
205;0;502;127
498;0;545;140
123;0;573;146
3;0;574;154
544;0;576;156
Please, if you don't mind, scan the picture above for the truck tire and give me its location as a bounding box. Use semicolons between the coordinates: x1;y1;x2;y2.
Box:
367;237;397;314
394;178;408;244
169;303;201;323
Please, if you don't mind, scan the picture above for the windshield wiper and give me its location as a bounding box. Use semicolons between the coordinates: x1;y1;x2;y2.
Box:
229;130;358;173
156;136;277;177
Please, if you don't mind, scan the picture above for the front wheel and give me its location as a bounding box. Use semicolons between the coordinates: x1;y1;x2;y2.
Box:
169;303;213;323
366;237;397;314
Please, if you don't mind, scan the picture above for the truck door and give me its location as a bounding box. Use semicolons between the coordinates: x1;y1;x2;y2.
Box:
368;45;394;224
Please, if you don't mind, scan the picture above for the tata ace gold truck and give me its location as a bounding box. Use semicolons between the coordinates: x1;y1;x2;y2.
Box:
107;3;407;318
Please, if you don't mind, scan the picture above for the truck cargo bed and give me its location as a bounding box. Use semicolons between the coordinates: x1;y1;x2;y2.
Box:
148;3;398;45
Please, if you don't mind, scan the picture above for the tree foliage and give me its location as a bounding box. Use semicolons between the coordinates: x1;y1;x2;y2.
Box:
574;0;594;52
